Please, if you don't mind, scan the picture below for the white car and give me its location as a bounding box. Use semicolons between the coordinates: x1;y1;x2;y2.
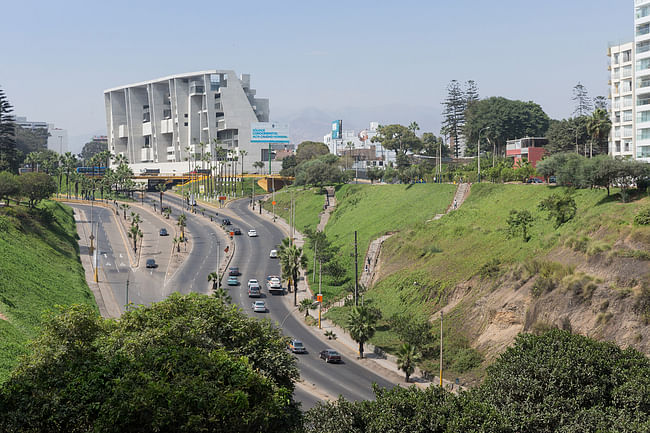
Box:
269;249;278;258
247;279;259;288
251;300;266;313
248;229;258;237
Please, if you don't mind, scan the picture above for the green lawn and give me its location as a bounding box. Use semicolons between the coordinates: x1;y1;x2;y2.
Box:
0;201;97;382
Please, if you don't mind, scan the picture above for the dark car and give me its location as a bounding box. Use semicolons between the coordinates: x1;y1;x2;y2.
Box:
145;259;158;269
222;218;231;225
159;228;168;236
548;176;557;183
228;267;240;276
319;349;342;363
233;228;242;235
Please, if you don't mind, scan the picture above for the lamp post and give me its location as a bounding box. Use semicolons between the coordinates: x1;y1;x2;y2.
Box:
477;127;490;183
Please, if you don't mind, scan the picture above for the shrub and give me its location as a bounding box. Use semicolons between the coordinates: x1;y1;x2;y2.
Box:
634;207;650;226
538;192;577;228
479;258;501;279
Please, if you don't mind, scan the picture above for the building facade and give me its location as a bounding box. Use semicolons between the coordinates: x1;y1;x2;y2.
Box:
323;121;396;167
15;116;68;155
506;137;548;168
104;70;270;173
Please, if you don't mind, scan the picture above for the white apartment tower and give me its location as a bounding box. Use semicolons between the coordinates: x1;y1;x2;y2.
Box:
104;70;270;173
609;1;650;161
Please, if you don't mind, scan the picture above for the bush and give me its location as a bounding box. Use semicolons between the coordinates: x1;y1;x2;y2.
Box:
479;258;501;279
634;206;650;226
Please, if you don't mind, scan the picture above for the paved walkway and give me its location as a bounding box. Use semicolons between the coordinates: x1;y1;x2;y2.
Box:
317;187;336;232
430;182;471;221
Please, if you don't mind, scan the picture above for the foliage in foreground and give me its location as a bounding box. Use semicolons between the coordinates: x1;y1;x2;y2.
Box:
0;294;301;432
303;330;650;433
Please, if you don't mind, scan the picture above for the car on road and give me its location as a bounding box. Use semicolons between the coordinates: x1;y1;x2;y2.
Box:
319;349;342;363
145;259;158;269
227;276;239;286
526;177;544;184
269;249;278;258
222;218;231;225
247;279;259;288
159;228;168;236
233;228;242;235
289;339;306;354
228;267;240;276
248;229;258;237
251;300;266;313
267;275;283;294
248;286;261;297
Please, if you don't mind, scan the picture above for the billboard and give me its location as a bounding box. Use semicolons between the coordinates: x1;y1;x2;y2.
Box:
251;122;290;144
331;120;342;140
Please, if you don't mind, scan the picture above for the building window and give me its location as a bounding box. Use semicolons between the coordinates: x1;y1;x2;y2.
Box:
624;95;633;107
624;125;633;137
144;136;150;147
616;141;621;152
624;140;631;152
623;80;633;92
638;94;650;106
614;53;620;64
184;122;188;127
623;50;632;62
637;58;650;71
637;127;650;141
615;126;621;138
637;23;650;37
624;110;633;122
637;5;650;19
638;40;650;54
637;145;650;158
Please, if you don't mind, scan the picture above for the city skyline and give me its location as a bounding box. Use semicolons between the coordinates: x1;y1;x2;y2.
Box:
1;0;632;153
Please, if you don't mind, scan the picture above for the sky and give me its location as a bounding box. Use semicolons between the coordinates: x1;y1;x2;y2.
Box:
0;0;633;153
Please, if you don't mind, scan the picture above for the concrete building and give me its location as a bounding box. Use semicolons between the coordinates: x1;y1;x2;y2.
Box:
15;116;68;155
506;137;548;168
323;121;396;168
635;1;650;161
104;70;271;173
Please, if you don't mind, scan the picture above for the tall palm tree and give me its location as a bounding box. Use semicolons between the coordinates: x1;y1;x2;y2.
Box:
253;161;264;174
346;305;380;359
298;298;314;318
128;224;143;253
155;183;166;213
177;213;187;240
120;203;130;220
397;343;420;383
586;108;612;158
279;240;307;306
208;271;220;291
239;149;247;196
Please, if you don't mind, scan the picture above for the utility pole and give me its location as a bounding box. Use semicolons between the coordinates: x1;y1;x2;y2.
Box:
318;260;322;329
217;239;221;290
354;231;359;306
440;310;443;387
93;222;99;283
125;276;129;310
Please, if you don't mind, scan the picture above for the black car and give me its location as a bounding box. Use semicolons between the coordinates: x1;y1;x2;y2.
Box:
228;266;240;276
222;218;231;225
233;228;242;235
319;349;342;363
159;228;168;236
145;259;158;269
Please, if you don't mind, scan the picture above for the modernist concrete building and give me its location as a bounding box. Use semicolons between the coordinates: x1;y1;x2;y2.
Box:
104;70;270;173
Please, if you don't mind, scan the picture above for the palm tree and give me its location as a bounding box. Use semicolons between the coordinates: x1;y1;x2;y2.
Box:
324;330;337;340
155;183;166;213
208;271;220;291
130;212;141;227
253;160;264;174
298;298;315;318
239;149;248;195
346;305;380;359
397;343;420;383
163;207;171;219
586;108;612;158
127;224;142;253
177;213;187;240
120;203;130;220
279;239;307;306
173;236;180;253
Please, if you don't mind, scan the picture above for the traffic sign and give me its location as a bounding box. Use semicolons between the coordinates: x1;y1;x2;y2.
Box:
317;294;323;302
272;200;276;205
219;196;227;201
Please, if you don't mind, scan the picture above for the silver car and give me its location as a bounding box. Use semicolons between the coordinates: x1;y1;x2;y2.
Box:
251;300;266;313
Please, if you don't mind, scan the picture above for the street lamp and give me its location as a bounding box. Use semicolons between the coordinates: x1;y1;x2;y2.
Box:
477;127;490;183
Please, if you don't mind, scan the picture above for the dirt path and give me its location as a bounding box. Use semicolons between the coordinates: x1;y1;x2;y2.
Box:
317;187;336;231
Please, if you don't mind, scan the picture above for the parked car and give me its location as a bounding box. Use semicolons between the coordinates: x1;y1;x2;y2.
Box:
548;176;557;183
251;300;266;313
248;229;258;237
269;249;278;258
145;259;158;269
233;228;242;235
222;218;231;225
289;339;306;354
228;267;240;276
227;276;239;286
159;228;168;236
319;349;342;363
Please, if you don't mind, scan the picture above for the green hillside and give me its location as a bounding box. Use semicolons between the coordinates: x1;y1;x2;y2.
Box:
0;201;97;382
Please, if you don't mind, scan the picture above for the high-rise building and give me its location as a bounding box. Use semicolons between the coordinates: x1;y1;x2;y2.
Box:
104;70;271;173
608;1;650;161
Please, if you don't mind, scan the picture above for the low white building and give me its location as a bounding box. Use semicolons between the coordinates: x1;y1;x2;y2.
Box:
323;121;395;167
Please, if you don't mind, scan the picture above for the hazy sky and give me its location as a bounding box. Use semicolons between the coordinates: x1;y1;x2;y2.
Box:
1;0;632;152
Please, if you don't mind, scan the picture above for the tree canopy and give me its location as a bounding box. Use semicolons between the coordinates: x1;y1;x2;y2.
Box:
0;294;301;432
295;141;330;165
464;97;550;157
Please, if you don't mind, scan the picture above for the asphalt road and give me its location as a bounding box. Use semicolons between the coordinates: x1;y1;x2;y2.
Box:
74;193;395;409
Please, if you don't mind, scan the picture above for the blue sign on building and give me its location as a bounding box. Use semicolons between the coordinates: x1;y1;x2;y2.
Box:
250;122;290;144
332;120;342;140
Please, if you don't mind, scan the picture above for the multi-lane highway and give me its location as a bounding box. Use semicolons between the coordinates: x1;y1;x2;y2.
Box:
74;193;395;409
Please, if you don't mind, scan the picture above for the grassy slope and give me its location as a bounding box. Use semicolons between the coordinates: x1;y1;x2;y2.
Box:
0;201;97;382
267;184;456;302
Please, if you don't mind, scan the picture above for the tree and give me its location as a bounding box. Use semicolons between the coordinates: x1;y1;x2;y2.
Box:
280;154;298;176
155;183;166;213
346;305;381;359
572;82;593;117
538;192;577;228
119;203;130;220
464;97;550;157
295;141;330;164
506;209;534;242
279;241;307;306
80;136;108;162
0;171;19;206
208;271;220;292
366;167;382;184
465;79;480;107
594;95;608;111
299;298;315;318
14;126;48;159
127;223;142;253
0;295;301;432
371;124;422;161
173;236;181;253
440;80;466;157
18;172;57;208
388;313;433;352
253;160;265;174
586;108;612;158
396;343;420;382
545;117;589;155
0;88;19;173
177;213;187;240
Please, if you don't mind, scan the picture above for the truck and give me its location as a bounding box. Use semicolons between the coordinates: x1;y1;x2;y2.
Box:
267;275;283;294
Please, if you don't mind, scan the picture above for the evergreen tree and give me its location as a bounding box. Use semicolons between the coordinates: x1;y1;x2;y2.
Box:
572;82;593;117
465;80;480;107
594;95;608;111
441;80;466;157
0;87;18;173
